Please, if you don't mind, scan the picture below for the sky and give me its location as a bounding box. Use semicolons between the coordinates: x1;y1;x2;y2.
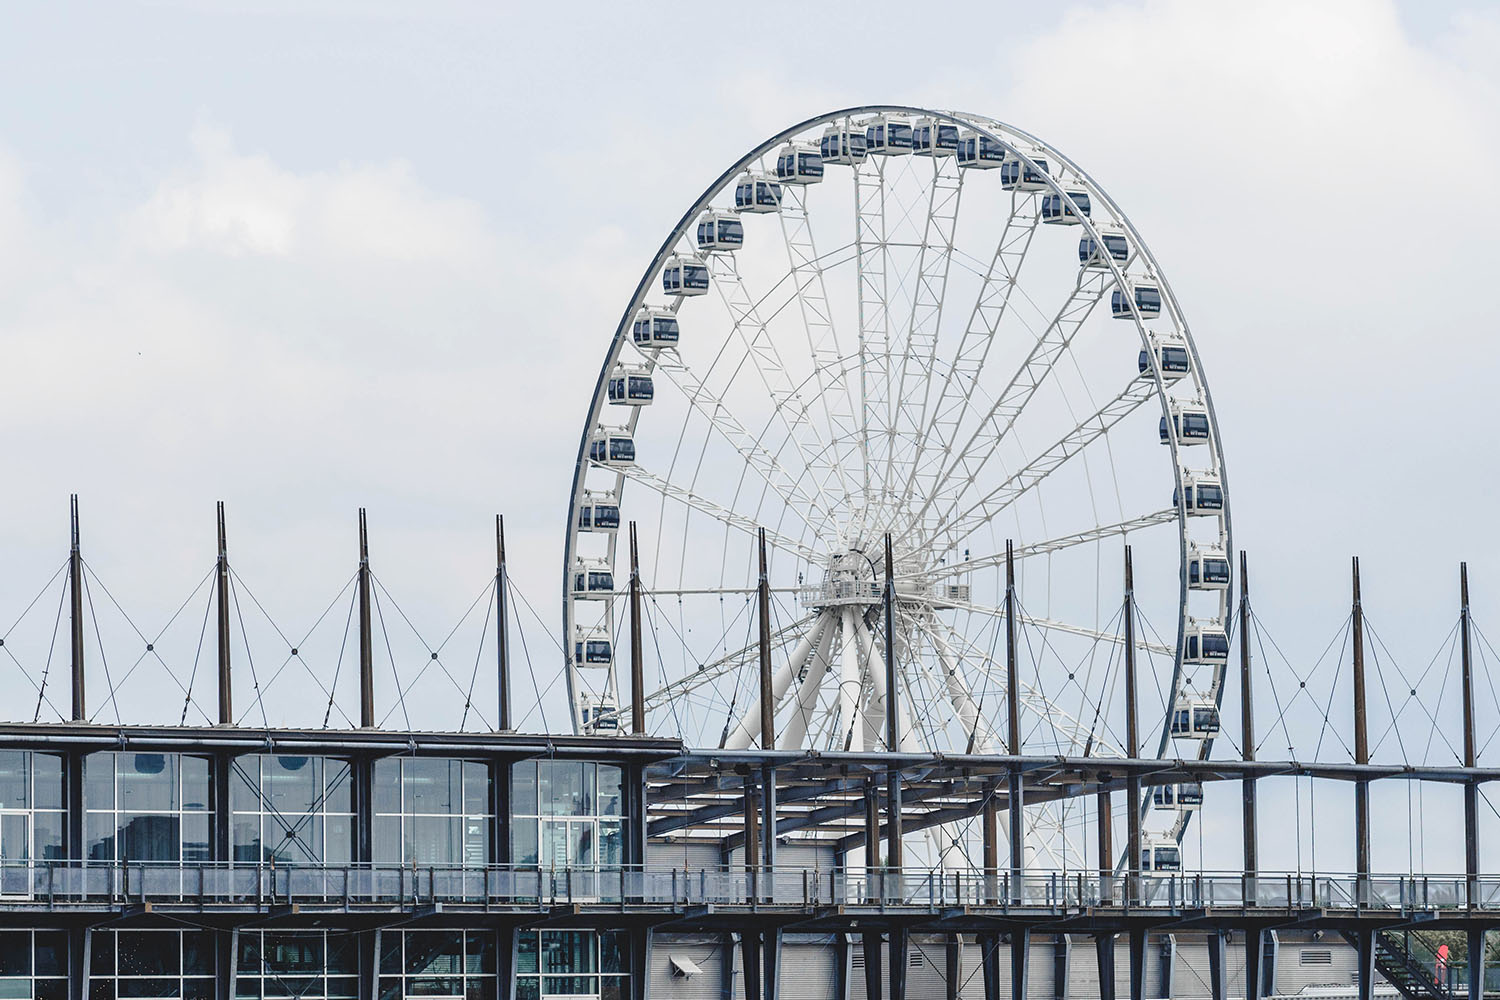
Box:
1;0;1498;872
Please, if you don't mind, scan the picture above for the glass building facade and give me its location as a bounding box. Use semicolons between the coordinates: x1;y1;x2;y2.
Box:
372;758;490;867
0;752;65;898
510;760;624;871
89;929;215;1000
84;753;212;863
230;755;353;865
0;930;66;1000
515;930;630;1000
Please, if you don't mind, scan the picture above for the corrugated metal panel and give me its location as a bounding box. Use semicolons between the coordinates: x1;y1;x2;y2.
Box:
778;935;839;1000
649;934;726;1000
648;839;726;870
1277;939;1360;994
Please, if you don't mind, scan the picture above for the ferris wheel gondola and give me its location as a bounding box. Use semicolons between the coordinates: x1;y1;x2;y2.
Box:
563;106;1232;871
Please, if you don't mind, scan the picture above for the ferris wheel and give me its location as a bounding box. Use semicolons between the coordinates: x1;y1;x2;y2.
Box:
563;107;1233;857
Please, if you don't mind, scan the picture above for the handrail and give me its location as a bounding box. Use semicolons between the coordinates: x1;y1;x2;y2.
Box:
0;862;1497;911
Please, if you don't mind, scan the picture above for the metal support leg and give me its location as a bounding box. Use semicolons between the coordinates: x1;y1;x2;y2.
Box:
1053;934;1070;1000
863;932;882;1000
1096;935;1116;1000
891;927;909;1000
497;929;514;1000
1207;932;1226;1000
1244;929;1263;1000
835;933;851;1000
764;928;781;1000
360;928;380;1000
634;926;652;1000
1128;931;1146;1000
743;931;763;1000
68;927;90;1000
982;932;1001;1000
1468;929;1486;1000
722;934;737;1000
1356;932;1374;1000
1011;928;1030;1000
946;935;962;1000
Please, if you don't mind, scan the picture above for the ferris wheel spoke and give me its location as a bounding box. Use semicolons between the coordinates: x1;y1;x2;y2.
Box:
940;599;1172;661
609;463;820;565
898;192;1041;512
704;253;849;515
777;185;862;504
853;157;892;520
917;375;1158;552
637;612;820;713
651;332;838;539
909;267;1113;539
921;620;1003;753
913;508;1179;585
780;614;837;749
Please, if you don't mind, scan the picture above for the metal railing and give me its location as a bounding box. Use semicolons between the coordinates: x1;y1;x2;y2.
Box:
3;862;1498;911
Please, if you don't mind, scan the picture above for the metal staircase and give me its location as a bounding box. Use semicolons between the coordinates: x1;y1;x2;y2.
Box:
1340;930;1460;1000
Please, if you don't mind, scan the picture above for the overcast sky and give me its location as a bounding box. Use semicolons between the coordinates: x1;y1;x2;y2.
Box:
2;0;1498;871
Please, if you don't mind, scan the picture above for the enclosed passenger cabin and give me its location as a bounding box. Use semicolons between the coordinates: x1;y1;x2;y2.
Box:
580;693;621;734
820;124;868;165
1170;696;1222;740
574;627;613;666
571;558;615;600
588;429;635;467
1000;150;1050;191
1141;838;1183;873
1080;227;1130;269
1041;187;1091;225
1183;625;1230;666
776;144;824;184
1112;279;1162;319
1187;545;1231;591
632;308;680;348
1159;402;1212;446
912;118;960;156
865;116;913;155
577;492;621;533
607;366;655;406
696;211;744;252
1172;471;1224;515
1152;783;1205;811
733;174;782;214
956;131;1005;169
662;255;709;297
1138;336;1191;382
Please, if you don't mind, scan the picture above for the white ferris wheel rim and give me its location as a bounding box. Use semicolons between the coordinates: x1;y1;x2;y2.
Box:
561;106;1234;842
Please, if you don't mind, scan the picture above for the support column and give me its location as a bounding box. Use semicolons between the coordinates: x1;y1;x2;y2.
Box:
1095;935;1115;1000
1200;935;1224;1000
890;927;908;1000
983;778;1002;1000
1123;548;1141;901
359;928;381;1000
946;935;962;1000
498;928;515;1000
67;926;90;1000
1240;552;1257;883
835;928;850;1000
983;933;1001;1000
1466;929;1485;1000
358;509;374;728
1011;928;1030;1000
1097;781;1113;905
1461;563;1479;907
496;515;511;731
69;494;85;721
629;522;646;735
1127;931;1146;1000
216;501;232;725
1245;929;1263;1000
863;933;882;1000
1052;934;1069;1000
214;928;238;1000
1006;541;1024;905
1356;931;1375;1000
1351;557;1370;899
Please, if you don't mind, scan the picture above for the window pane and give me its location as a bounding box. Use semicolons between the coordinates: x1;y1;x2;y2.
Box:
465;932;496;974
117;931;179;976
35;932;66;977
511;763;537;816
229;760;258;813
33;754;63;811
403;759;456;815
182;931;213;976
597;766;622;816
180;756;210;811
265;757;316;815
182;813;211;863
121;814;180;863
516;932;538;974
86;812;116;861
512;818;538;866
463;762;488;817
373;816;401;864
84;754;114;811
372;761;400;814
405;932;462;975
326;815;353;865
119;754;177;812
324;761;353;813
0;754;26;812
409;816;457;866
0;932;29;976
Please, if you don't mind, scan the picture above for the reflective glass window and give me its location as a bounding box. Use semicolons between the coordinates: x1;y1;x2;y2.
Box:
371;759;491;866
